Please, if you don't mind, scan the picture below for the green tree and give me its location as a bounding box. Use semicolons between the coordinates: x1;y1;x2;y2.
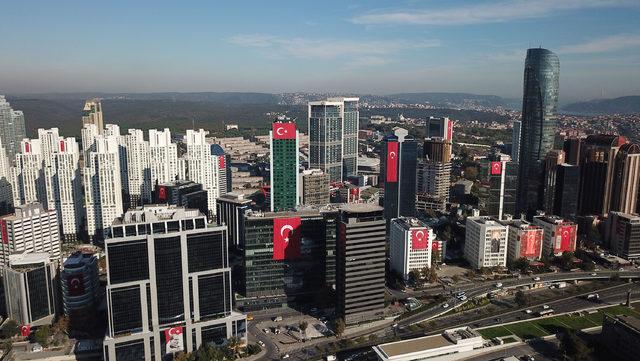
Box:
34;325;51;347
1;319;19;339
299;320;309;338
511;258;530;273
334;318;346;338
245;344;261;356
561;251;575;271
224;337;242;360
421;266;438;283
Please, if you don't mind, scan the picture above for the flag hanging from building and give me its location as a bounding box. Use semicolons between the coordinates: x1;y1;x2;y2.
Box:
386;141;399;182
164;326;184;354
273;217;302;260
67;274;85;296
411;228;429;250
491;161;502;175
272;122;296;140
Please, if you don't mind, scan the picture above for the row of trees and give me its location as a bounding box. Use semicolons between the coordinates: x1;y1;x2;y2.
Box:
407;266;439;286
173;337;253;361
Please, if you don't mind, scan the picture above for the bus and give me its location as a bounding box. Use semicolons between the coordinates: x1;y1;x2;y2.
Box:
536;309;554;317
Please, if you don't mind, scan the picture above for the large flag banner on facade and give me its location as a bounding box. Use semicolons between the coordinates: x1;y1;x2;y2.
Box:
491;161;502;175
521;230;542;258
272;122;296;140
411;228;429;250
67;274;85;296
386;141;399;182
1;220;7;244
273;217;302;260
219;155;226;169
560;225;575;251
447;120;453;140
164;327;184;354
158;186;167;202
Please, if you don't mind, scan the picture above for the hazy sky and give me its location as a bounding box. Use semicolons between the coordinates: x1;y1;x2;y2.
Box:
1;0;639;101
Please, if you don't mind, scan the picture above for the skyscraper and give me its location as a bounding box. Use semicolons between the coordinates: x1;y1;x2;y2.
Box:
82;98;104;132
516;48;560;217
84;131;124;241
543;150;565;215
12;139;46;206
149;128;179;187
270;119;299;212
605;212;640;260
183;129;224;219
0;137;12;215
382;128;417;221
482;153;517;220
0;95;26;161
610;143;640;214
578;135;626;216
416;137;452;211
120;129;152;208
553;164;580;220
300;169;330;206
425;117;453;140
103;205;246;360
308;97;359;182
336;204;386;325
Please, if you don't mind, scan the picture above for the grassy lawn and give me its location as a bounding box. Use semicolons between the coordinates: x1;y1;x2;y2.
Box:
502;337;518;344
478;326;513;339
503;321;549;339
478;303;640;340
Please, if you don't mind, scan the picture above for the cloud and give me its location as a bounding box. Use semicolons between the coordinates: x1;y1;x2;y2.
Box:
351;0;637;26
558;34;640;54
228;34;440;62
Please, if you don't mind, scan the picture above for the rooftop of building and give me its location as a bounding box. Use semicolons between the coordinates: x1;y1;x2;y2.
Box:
609;314;640;334
467;216;504;226
393;217;428;230
0;202;54;221
245;204;341;220
375;327;480;358
218;192;252;204
609;211;640;221
533;214;574;225
339;203;383;214
63;251;98;269
8;252;51;269
113;205;204;225
157;180;202;188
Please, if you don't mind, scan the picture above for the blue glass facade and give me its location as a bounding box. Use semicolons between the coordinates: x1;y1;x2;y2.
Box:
516;48;560;216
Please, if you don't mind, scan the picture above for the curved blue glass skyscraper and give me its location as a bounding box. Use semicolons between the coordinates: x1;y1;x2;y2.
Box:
516;48;560;217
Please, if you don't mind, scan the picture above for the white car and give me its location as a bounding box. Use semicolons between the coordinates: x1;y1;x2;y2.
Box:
495;282;503;288
442;303;450;308
542;305;550;309
459;295;468;301
282;354;290;359
525;309;533;314
258;341;265;347
590;273;597;276
533;277;541;281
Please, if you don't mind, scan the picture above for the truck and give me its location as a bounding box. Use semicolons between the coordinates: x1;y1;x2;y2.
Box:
554;282;567;289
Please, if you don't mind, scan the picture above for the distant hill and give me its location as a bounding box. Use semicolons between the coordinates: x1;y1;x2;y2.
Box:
387;92;518;109
563;96;640;115
10;92;280;104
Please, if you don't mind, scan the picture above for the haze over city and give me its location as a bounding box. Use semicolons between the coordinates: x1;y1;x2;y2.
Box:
1;0;639;101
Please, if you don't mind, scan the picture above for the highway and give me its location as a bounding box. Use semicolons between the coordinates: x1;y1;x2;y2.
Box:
248;270;640;360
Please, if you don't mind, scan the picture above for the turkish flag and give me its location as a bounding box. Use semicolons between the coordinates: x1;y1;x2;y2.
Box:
432;240;439;251
491;161;502;175
521;231;540;257
67;274;85;296
412;228;429;250
20;324;30;337
164;326;184;353
1;220;7;244
273;122;296;140
158;186;167;202
24;142;30;153
386;141;399;183
60;140;65;152
447;120;453;140
219;155;226;169
273;217;301;260
559;225;574;251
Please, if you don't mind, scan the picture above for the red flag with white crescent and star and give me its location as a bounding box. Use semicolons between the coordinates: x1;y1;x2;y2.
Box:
272;122;296;140
164;326;184;353
411;228;429;250
386;141;399;183
219;155;226;169
491;161;502;175
59;140;65;152
560;225;574;251
67;274;85;296
273;217;301;260
1;219;7;244
447;120;453;140
20;324;30;337
158;186;167;202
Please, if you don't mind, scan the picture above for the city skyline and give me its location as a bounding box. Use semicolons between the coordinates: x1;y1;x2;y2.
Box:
0;1;639;101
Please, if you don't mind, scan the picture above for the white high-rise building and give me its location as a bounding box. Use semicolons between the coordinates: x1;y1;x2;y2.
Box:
84;133;123;241
81;123;99;160
183;129;221;219
12;139;45;206
389;217;434;280
82;98;104;133
120;129;152;207
464;216;508;269
149;128;178;186
0;96;26;161
51;137;83;242
0;202;61;267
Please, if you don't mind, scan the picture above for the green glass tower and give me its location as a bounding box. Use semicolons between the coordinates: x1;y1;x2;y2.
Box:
270;119;299;212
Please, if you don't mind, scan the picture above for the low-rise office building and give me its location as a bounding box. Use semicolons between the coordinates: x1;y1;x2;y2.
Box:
389;217;434;280
464;216;508;269
532;215;577;257
605;212;640;260
501;219;544;262
372;327;483;361
216;192;252;248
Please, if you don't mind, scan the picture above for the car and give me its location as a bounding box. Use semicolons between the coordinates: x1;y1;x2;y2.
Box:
258;341;265;347
542;304;550;309
590;273;597;276
525;309;533;314
456;291;466;297
495;317;502;322
522;355;535;361
619;267;625;271
262;328;270;333
273;316;283;322
282;354;290;359
459;295;468;301
495;282;503;288
442;303;450;308
533;277;541;281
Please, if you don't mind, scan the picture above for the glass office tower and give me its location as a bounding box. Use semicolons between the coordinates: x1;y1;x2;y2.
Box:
516;48;559;217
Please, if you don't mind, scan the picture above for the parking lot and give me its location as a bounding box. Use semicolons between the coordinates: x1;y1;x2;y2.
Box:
256;312;334;347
